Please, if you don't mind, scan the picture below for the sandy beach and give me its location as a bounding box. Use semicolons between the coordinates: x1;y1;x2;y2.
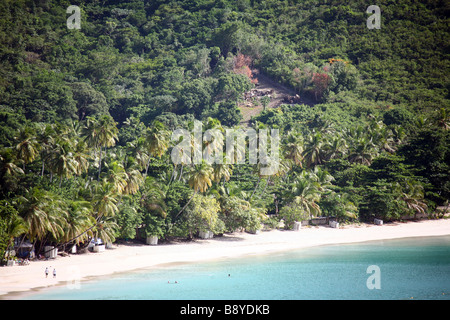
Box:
1;219;450;298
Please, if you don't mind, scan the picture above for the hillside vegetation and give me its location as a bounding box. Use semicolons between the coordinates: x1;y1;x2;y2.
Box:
0;0;449;259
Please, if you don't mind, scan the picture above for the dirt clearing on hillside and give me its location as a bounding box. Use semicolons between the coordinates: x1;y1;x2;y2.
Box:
238;71;315;127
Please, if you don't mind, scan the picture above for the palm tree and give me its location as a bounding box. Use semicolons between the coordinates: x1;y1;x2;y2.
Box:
324;134;348;160
283;131;304;167
370;121;396;153
97;115;119;148
0;201;27;262
49;138;78;187
258;156;290;198
73;139;91;176
94;215;118;246
83;115;119;180
102;161;128;195
55;184;117;250
123;165;144;195
0;149;24;178
311;166;334;193
36;123;56;177
348;138;377;165
63;200;94;246
97;115;119;180
82;116;101;150
15;126;40;170
140;177;167;218
188;162;214;193
302;131;324;168
175;162;213;219
286;171;322;219
92;183;119;220
212;161;233;186
126;137;150;172
19;188;68;244
144;121;170;175
394;180;428;218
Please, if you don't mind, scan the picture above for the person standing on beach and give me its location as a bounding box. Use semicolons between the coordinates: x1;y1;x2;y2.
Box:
53;268;56;278
45;267;49;278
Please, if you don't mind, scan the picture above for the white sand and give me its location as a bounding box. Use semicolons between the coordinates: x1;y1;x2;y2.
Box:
1;219;450;298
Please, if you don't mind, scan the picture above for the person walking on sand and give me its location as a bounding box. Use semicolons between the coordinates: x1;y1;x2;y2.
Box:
53;268;56;278
45;267;49;278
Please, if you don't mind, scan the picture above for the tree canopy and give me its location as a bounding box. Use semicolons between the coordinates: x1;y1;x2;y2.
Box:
0;0;448;262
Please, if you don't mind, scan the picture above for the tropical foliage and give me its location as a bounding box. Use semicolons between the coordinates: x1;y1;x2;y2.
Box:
0;0;449;262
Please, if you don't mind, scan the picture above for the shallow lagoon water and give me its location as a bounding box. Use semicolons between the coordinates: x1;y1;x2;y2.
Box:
24;235;450;300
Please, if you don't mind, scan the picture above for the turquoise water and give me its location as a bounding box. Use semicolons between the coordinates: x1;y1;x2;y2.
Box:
23;236;450;300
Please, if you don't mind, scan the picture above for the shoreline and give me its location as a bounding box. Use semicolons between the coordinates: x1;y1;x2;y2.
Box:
1;219;450;299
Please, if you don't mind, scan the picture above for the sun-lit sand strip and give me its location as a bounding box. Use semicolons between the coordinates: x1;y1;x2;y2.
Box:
1;219;450;298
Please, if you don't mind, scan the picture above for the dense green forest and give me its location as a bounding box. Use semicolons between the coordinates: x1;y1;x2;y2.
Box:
0;0;449;261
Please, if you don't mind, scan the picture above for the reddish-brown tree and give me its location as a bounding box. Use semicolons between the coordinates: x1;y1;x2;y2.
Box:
312;72;331;101
233;53;258;84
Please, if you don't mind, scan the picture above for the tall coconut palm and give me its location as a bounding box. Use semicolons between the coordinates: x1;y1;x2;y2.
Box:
36;123;56;177
175;162;213;219
212;160;233;186
144;121;170;175
258;156;290;198
63;200;94;246
0;201;27;262
19;188;68;243
82;116;101;150
126;137;150;172
123;165;144;195
141;177;167;218
97;115;119;149
283;131;304;167
188;162;214;193
73;139;91;176
92;183;119;220
97;115;119;180
302;131;324;168
46;196;69;243
94;215;118;246
102;161;128;195
286;171;322;219
49;138;78;187
15;126;40;170
394;180;428;217
83;115;119;180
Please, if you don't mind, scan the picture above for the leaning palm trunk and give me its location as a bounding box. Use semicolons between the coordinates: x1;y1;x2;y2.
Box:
98;146;103;181
47;216;100;254
145;156;151;176
174;190;197;220
260;176;271;197
249;176;261;200
178;165;184;181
